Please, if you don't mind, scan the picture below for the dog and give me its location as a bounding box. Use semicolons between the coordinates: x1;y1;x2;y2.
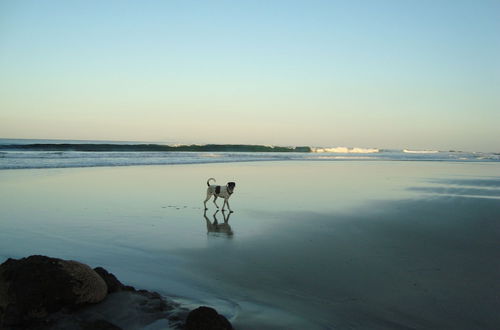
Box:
203;178;236;212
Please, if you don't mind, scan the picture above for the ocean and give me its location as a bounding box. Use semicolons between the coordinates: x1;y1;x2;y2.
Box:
0;138;499;170
1;139;499;329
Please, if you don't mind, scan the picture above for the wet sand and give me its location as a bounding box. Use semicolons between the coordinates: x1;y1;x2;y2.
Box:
1;161;499;329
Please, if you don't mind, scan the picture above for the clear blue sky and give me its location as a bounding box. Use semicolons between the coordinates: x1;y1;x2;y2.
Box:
1;0;499;151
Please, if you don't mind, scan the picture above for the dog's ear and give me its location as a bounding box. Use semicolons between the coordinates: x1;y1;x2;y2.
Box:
228;182;236;188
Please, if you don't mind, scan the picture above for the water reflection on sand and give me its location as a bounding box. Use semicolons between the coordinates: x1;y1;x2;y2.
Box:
203;210;234;237
1;161;500;329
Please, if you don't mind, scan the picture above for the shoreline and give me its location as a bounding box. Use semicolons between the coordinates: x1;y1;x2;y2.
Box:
1;158;500;172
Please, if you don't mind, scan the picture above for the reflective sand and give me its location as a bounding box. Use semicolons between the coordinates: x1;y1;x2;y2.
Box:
1;161;499;329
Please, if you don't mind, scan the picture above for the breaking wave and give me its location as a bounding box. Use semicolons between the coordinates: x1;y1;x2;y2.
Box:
311;147;380;153
403;149;440;154
1;139;498;169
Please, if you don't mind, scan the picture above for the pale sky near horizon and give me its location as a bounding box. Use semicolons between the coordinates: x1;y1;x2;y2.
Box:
1;0;499;151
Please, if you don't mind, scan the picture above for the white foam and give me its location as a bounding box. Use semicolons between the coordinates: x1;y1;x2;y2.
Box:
311;147;379;153
403;149;439;154
1;148;499;170
311;156;376;160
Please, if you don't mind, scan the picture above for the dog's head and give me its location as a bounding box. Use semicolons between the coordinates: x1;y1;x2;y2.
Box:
227;182;236;191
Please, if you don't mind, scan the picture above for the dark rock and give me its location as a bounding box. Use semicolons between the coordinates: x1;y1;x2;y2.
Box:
93;267;125;294
1;255;233;330
80;319;122;330
185;306;233;330
0;255;107;328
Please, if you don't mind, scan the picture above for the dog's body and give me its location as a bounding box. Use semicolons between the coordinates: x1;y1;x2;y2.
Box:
204;178;236;212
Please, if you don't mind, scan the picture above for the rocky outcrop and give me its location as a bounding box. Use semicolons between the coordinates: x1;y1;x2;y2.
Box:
0;255;107;328
93;267;135;294
0;255;233;330
185;306;233;330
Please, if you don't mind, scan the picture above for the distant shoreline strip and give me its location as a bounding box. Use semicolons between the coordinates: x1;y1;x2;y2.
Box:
0;143;312;153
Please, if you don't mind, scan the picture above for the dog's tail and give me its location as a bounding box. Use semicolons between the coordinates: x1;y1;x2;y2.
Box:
207;178;216;186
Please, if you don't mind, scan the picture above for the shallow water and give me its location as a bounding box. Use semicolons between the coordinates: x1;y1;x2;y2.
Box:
1;161;499;329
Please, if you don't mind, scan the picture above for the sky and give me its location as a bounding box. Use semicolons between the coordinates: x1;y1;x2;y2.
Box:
0;0;499;151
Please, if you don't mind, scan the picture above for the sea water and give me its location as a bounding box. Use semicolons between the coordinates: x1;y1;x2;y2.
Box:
0;138;498;170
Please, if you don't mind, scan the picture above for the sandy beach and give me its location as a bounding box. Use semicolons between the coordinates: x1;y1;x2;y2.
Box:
1;161;499;329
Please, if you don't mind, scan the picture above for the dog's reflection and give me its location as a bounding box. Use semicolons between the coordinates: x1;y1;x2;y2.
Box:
203;210;233;237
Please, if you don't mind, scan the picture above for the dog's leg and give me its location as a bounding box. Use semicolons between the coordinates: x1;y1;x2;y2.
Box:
213;196;219;209
221;199;227;211
225;199;233;213
203;193;212;210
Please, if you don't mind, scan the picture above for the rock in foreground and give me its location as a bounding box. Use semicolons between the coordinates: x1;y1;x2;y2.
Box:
0;255;232;330
185;307;233;330
0;255;107;328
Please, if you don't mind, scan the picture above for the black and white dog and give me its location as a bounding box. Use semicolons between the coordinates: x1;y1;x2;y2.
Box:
204;178;236;212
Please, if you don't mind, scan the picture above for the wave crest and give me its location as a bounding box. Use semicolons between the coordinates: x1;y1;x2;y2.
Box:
311;147;379;153
403;149;439;154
